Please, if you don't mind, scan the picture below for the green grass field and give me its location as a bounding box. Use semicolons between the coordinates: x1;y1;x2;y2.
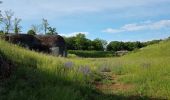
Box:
0;39;170;100
68;50;114;58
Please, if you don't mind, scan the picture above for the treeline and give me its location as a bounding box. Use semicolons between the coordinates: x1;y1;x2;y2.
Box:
65;33;162;51
64;33;107;51
0;10;57;35
107;40;162;51
0;9;164;52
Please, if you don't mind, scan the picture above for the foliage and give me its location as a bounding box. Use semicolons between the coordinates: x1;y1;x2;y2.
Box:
46;27;58;35
92;38;105;51
65;33;161;52
1;10;14;34
14;18;22;34
0;30;4;35
106;40;160;51
64;33;106;51
74;33;88;50
31;24;42;34
42;18;49;34
27;30;36;35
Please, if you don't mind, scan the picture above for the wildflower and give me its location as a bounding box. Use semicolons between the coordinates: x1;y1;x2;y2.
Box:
79;65;91;76
64;61;73;69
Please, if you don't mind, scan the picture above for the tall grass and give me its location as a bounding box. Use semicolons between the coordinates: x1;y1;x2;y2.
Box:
68;50;114;58
1;39;170;99
0;40;98;100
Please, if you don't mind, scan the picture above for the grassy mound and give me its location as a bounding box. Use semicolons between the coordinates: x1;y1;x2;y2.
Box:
0;39;170;100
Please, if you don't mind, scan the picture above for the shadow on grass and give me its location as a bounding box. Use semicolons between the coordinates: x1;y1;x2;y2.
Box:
0;53;167;100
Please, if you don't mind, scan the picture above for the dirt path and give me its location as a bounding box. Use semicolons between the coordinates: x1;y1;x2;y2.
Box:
94;72;134;92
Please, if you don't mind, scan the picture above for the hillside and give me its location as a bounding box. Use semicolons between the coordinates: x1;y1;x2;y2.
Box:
0;39;170;100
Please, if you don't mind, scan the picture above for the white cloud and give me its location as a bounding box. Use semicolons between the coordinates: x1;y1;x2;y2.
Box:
60;32;89;37
1;0;170;20
102;28;124;33
103;20;170;33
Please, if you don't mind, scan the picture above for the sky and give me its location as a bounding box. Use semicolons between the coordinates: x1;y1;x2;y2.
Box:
0;0;170;42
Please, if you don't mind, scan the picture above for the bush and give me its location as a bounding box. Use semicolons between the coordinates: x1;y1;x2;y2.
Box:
27;30;36;35
0;30;4;36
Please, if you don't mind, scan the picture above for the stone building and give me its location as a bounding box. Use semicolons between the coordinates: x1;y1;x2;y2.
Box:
1;34;67;57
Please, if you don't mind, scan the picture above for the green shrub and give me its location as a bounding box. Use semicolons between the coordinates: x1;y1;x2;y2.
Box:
0;30;4;35
27;30;36;35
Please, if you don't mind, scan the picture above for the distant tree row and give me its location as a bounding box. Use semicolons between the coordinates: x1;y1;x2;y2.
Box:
107;41;145;51
65;33;162;51
0;9;57;35
64;33;107;51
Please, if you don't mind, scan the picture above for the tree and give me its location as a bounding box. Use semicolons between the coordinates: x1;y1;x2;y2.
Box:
107;41;125;51
64;36;76;50
92;39;104;51
13;18;22;34
0;11;2;23
0;1;2;23
2;10;14;34
31;24;42;34
0;30;4;35
92;38;107;51
74;33;87;50
42;18;49;34
47;27;58;35
27;30;36;35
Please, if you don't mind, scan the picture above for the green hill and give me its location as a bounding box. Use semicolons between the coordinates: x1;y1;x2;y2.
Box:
0;39;170;100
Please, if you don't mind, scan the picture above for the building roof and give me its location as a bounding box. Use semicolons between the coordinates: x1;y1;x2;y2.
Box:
35;35;65;47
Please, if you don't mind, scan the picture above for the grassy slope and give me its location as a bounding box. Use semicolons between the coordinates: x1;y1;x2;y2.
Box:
97;40;170;99
69;40;170;99
0;39;170;100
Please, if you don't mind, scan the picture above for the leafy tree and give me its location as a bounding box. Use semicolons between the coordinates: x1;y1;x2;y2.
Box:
64;34;108;51
101;39;107;51
145;40;161;45
42;18;49;34
27;30;36;35
74;33;87;50
31;24;42;34
107;41;147;51
92;38;104;51
64;36;76;50
13;18;22;34
46;27;58;35
92;38;107;51
0;11;2;23
107;41;125;51
0;30;4;35
1;10;14;34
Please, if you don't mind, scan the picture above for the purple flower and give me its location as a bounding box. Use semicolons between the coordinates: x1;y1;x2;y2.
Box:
79;65;91;76
64;61;73;69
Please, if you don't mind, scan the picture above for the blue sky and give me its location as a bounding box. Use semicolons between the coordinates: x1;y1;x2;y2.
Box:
1;0;170;42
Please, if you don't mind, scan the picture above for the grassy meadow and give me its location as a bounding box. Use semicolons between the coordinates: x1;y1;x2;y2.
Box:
0;39;170;100
68;50;114;58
